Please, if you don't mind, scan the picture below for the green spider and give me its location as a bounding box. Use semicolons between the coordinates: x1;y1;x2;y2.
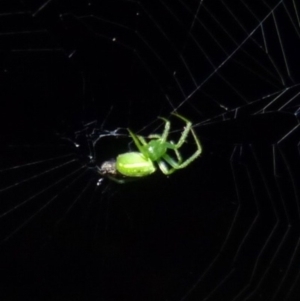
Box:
98;113;202;183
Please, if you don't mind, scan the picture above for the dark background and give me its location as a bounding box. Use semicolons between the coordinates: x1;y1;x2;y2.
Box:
0;1;300;300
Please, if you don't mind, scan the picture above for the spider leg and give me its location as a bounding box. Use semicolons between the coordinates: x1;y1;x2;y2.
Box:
107;175;137;184
128;114;170;150
165;141;182;163
157;160;169;175
173;146;182;163
157;154;179;175
172;113;193;148
148;134;161;139
172;113;202;160
137;135;148;146
175;140;201;169
160;113;202;174
173;127;202;170
159;144;201;174
157;116;170;142
144;116;170;140
128;129;145;153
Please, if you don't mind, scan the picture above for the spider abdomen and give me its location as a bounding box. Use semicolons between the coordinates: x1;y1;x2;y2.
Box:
116;152;156;177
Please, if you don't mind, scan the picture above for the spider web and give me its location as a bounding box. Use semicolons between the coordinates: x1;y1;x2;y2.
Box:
0;0;300;300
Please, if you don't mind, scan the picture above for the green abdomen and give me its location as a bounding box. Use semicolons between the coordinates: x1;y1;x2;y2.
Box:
116;152;156;177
